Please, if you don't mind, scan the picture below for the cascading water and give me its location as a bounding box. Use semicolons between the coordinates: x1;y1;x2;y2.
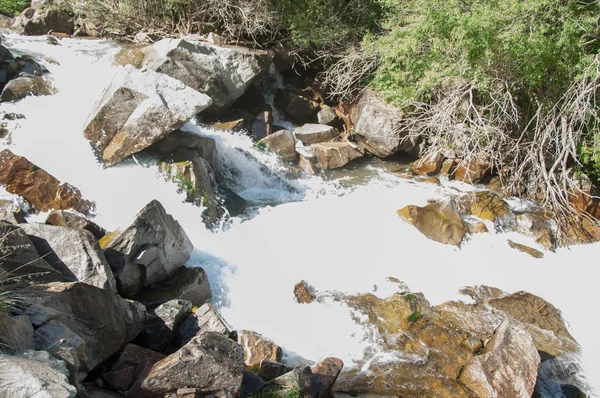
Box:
1;33;599;396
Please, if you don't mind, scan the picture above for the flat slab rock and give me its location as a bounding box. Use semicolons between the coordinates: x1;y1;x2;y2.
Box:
84;65;212;166
294;124;337;145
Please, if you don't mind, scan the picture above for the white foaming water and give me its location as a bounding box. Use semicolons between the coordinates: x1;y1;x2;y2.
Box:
2;34;599;396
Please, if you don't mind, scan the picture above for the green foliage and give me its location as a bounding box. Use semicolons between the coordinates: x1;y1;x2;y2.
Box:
407;310;422;323
578;137;600;184
365;0;600;106
0;0;29;16
252;385;301;398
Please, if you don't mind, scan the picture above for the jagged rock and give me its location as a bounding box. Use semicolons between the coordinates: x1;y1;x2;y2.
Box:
21;223;117;292
131;266;211;309
350;89;416;158
221;187;248;217
312;141;363;169
101;200;193;297
153;130;216;169
136;299;192;353
441;159;457;176
293;280;314;304
0;313;35;353
46;210;108;240
102;344;165;397
0;350;77;397
487;291;579;357
317;105;338;125
84;65;212;166
298;153;317;175
0;198;26;224
23;282;146;371
460;320;540;398
241;371;265;398
140;331;244;397
274;89;320;124
143;39;270;113
507;239;544;258
13;7;74;36
294;124;337;145
237;330;282;369
453;160;490;183
259;129;296;162
0;73;53;102
259;360;293;382
411;153;443;176
0;149;94;214
397;199;467;246
176;303;230;348
308;358;344;398
252;110;273;140
266;366;314;395
0;221;63;284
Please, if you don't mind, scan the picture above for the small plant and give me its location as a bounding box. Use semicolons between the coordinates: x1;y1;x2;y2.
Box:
407;311;422;324
0;0;28;16
253;141;268;151
403;293;417;303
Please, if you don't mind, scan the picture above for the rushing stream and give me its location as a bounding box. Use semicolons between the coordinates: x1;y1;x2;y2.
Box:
1;34;598;396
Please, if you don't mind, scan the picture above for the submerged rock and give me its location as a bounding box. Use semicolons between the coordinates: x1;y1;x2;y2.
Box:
0;149;94;214
507;239;544;259
101;200;193;297
397;199;467;246
293;280;315;304
84;65;212;166
0;74;53;102
468;191;512;223
143;38;270;113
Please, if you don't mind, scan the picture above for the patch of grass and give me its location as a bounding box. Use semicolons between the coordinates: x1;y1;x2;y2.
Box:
252;385;301;398
0;0;28;17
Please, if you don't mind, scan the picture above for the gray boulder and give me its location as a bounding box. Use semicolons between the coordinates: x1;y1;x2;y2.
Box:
0;74;53;103
317;105;338;125
21;223;117;292
102;200;193;297
177;303;230;348
0;350;77;398
350;89;417;158
274;89;320;124
46;210;108;240
143;39;270;113
153;130;216;168
84;65;212;165
294;124;337;145
23;282;146;371
140;331;244;397
136;299;192;353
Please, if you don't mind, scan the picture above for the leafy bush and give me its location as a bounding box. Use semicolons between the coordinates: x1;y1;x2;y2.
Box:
0;0;29;17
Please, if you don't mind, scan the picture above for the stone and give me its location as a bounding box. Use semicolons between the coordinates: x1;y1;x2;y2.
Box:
487;291;579;357
240;371;265;398
176;303;230;348
308;358;344;398
258;360;293;382
317;105;338;125
103;344;165;397
517;213;556;251
0;149;95;214
507;239;544;259
23;282;146;371
397;199;467;246
0;74;53;102
21;223;117;292
0;314;35;353
350;89;416;157
441;159;457;176
259;129;296;162
101;200;193;297
252;111;273;140
469;191;511;222
293;280;314;304
14;7;74;36
131;266;211;309
113;44;148;68
0;350;77;398
46;210;108;240
221;187;248;217
237;330;282;369
471;221;489;234
136;299;192;353
154;129;217;168
143;38;270;113
410;153;443;176
298;154;317;175
0;15;14;29
267;366;314;395
454;160;490;183
73;17;98;37
0;198;26;223
312;141;363;169
274;89;320;124
140;331;244;397
0;221;63;285
460;320;540;398
84;65;212;166
213;118;247;131
294;124;337;145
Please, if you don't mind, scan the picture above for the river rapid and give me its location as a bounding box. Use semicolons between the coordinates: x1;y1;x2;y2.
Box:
1;34;598;396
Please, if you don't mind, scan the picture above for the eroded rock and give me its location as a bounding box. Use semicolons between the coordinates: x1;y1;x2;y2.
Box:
237;330;282;369
397;199;467;246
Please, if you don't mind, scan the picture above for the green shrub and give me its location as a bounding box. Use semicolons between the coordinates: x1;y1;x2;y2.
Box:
0;0;29;16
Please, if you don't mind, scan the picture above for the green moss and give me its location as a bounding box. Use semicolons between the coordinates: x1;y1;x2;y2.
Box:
407;311;422;324
403;293;417;303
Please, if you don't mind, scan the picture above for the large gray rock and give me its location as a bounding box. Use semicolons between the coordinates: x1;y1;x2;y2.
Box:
0;221;63;285
22;282;146;371
460;320;540;398
13;7;73;36
21;223;117;292
177;303;230;348
46;210;108;240
136;299;192;353
153;130;217;168
309;357;344;398
143;39;270;113
350;89;417;158
102;200;193;297
259;129;296;162
294;124;337;145
140;331;244;397
0;350;77;398
84;65;212;165
0;73;53;103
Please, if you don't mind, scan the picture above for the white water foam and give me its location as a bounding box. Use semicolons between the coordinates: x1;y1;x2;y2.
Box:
1;34;599;396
